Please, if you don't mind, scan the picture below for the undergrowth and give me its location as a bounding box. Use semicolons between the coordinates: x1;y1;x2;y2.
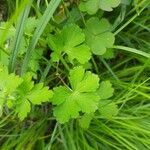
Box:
0;0;150;149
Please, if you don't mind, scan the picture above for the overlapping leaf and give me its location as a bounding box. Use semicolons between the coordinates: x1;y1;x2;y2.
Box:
0;65;22;116
0;66;53;120
15;74;53;120
51;66;100;123
48;24;91;64
97;81;118;119
79;80;116;128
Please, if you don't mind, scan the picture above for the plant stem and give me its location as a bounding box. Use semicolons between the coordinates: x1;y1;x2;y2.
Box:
91;56;99;75
59;55;70;71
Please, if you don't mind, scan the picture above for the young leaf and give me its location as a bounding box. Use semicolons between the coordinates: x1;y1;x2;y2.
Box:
51;66;100;123
84;17;115;55
48;24;91;64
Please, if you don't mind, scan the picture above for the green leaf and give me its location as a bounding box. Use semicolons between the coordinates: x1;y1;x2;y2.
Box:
79;113;94;129
0;65;22;116
48;24;91;64
15;73;53;120
17;73;34;94
75;72;100;93
27;83;53;105
97;81;114;99
0;49;9;66
52;86;72;106
79;0;99;15
84;17;115;55
99;0;121;11
0;65;22;95
99;100;118;119
69;66;85;90
79;0;120;14
9;4;31;73
102;48;115;59
16;99;31;121
28;48;43;77
0;22;16;41
51;66;100;123
25;17;38;33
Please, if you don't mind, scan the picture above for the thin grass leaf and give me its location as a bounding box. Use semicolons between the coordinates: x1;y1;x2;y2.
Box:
113;45;150;58
21;0;61;75
9;1;32;73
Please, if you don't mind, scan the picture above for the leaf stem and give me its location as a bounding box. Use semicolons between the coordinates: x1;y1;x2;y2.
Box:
40;61;52;83
59;55;70;71
91;56;99;75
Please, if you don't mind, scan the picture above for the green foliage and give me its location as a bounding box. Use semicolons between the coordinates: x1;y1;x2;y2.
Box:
15;74;53;120
0;65;53;120
97;81;118;119
0;22;16;41
99;0;121;11
25;17;38;33
99;100;118;119
0;17;41;73
84;17;115;55
0;64;22;116
79;0;121;14
79;80;116;128
50;66;100;123
1;0;149;149
97;81;114;99
48;24;91;64
79;113;94;129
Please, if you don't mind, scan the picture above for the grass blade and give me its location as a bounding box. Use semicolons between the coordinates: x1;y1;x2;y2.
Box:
9;1;32;73
21;0;61;75
113;45;150;58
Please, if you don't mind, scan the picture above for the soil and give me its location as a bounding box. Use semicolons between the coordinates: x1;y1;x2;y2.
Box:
0;0;8;20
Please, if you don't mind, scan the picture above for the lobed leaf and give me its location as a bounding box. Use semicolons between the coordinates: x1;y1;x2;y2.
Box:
84;17;115;55
48;24;91;64
79;0;121;14
51;66;100;123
